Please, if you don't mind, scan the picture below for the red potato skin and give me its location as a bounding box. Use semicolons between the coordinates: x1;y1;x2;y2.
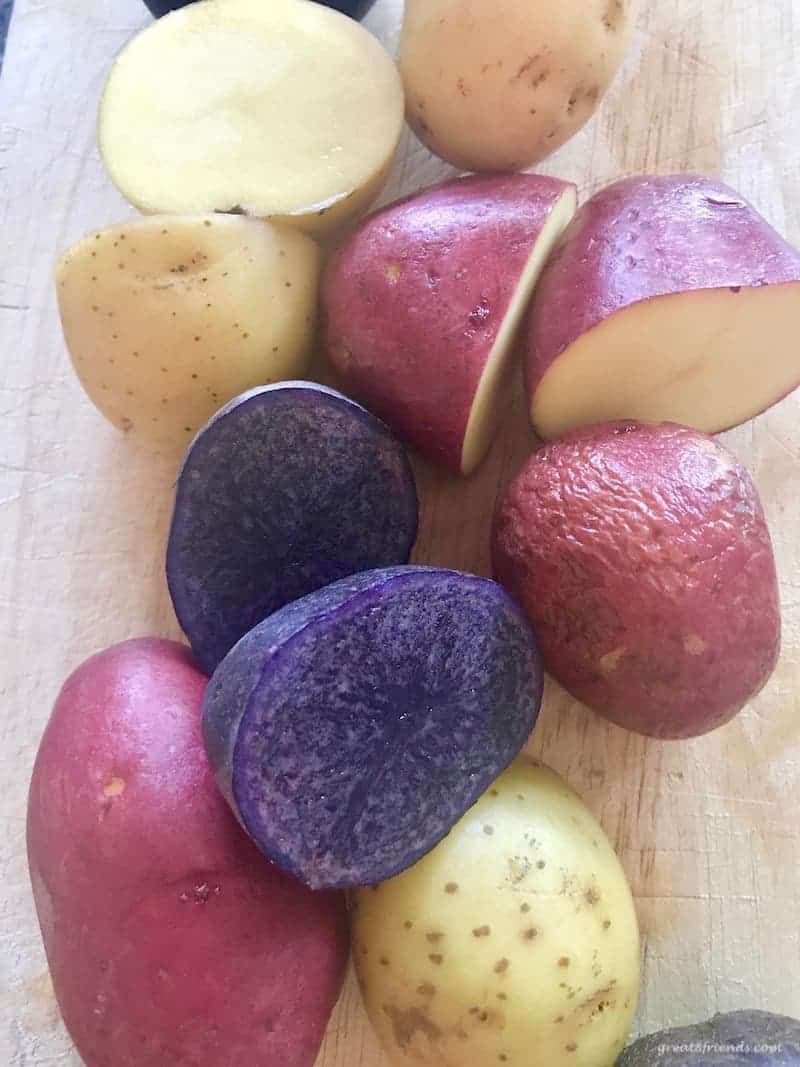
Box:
525;174;800;401
492;422;781;739
27;638;348;1067
323;173;575;472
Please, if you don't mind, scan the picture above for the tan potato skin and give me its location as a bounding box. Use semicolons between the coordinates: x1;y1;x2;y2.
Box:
56;214;319;453
353;758;640;1067
399;0;637;172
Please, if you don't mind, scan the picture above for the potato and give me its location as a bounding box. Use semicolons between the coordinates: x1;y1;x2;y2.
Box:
352;757;640;1067
618;1010;800;1065
203;567;544;889
167;382;419;673
322;174;577;474
145;0;375;17
492;421;781;739
399;0;637;172
98;0;404;233
27;638;349;1067
526;175;800;440
56;214;319;451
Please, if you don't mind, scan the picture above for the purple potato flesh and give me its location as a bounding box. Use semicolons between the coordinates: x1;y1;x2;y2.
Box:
166;382;418;675
202;566;544;889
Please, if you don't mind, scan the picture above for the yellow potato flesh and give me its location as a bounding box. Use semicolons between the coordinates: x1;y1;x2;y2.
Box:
461;187;577;474
98;0;404;234
56;214;319;451
531;283;800;440
353;759;640;1067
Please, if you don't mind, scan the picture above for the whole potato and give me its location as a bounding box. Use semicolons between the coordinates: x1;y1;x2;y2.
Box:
352;757;640;1067
492;421;781;739
27;638;349;1067
399;0;637;172
56;214;320;451
618;1010;800;1065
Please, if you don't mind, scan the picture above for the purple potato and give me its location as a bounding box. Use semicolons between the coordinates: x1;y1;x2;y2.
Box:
167;382;418;675
617;1011;800;1066
202;566;544;889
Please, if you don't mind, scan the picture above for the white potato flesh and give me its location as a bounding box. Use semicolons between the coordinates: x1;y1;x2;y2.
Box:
461;186;577;473
98;0;404;233
56;214;320;451
353;759;640;1067
531;283;800;440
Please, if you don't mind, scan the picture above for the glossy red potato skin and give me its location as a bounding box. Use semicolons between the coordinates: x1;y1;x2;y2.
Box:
492;422;781;739
526;174;800;401
27;638;348;1067
323;173;574;472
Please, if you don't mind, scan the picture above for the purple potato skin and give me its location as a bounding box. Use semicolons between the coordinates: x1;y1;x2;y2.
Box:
202;566;544;890
143;0;376;18
166;382;418;676
526;175;800;410
617;1011;800;1066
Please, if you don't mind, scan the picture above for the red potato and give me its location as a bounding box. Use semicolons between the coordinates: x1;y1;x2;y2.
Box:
323;173;577;474
525;175;800;440
27;638;348;1067
492;422;781;739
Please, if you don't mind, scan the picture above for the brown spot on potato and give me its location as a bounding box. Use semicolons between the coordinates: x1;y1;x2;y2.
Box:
603;0;625;30
523;927;539;941
684;633;708;655
585;887;601;906
494;958;509;974
483;825;495;836
426;932;444;944
444;882;459;894
497;992;507;1001
379;956;390;967
404;920;414;930
429;954;444;965
490;789;499;797
508;856;531;884
473;925;491;938
554;1014;565;1023
520;903;531;913
603;919;612;930
456;77;469;96
383;1004;442;1049
418;982;436;998
559;957;571;968
566;1043;578;1053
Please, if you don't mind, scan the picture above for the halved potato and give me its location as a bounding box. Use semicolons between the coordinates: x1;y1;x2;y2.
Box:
526;175;800;439
56;214;320;450
98;0;404;234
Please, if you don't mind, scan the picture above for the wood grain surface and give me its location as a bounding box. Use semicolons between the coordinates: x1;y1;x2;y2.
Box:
1;0;799;1063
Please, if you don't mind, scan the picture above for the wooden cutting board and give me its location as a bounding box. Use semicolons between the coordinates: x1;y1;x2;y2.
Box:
1;0;798;1062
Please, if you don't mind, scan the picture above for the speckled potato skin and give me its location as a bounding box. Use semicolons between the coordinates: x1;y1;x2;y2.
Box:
526;175;800;416
27;639;349;1067
322;173;575;472
352;758;640;1067
492;421;781;739
399;0;637;172
56;214;320;452
618;1010;800;1065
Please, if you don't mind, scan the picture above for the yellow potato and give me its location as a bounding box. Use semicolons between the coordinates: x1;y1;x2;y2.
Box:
399;0;637;172
98;0;404;234
56;214;320;451
352;758;640;1067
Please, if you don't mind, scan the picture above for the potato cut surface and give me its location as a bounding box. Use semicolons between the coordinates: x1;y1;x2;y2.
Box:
462;184;577;473
98;0;404;231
